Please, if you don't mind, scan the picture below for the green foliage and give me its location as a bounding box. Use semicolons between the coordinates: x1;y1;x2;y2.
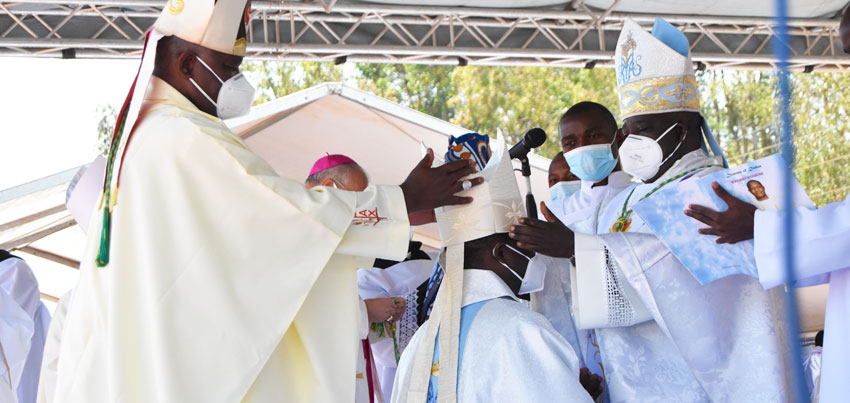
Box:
357;64;457;121
241;61;345;105
221;60;850;205
448;66;617;158
698;70;850;206
790;72;850;206
95;105;117;157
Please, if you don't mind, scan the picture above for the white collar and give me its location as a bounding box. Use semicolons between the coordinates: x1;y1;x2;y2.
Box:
461;269;519;307
654;149;723;184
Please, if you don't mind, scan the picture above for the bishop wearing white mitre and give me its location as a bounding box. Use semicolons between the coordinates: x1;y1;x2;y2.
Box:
51;1;480;402
511;19;795;402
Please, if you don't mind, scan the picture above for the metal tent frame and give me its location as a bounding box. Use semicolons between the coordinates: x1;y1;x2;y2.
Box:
1;0;848;71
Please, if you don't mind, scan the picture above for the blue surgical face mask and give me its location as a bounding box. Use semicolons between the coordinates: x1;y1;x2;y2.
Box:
549;180;581;207
563;137;618;182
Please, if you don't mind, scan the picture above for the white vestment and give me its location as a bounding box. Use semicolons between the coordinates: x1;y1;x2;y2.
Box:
54;78;410;403
392;269;592;403
572;149;793;402
754;195;850;403
536;170;633;400
358;258;436;402
37;289;73;403
0;256;51;403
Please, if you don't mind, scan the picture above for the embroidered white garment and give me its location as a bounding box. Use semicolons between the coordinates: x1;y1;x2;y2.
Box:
392;269;592;403
572;149;794;402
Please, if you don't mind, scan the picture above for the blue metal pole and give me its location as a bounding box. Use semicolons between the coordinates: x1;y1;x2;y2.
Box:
772;0;809;401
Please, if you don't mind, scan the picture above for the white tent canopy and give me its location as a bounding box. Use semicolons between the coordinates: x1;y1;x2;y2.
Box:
228;82;553;248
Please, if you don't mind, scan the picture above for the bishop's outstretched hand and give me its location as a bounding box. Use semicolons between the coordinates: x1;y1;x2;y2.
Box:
400;148;483;220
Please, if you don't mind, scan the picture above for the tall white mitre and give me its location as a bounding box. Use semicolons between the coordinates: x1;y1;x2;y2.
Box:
614;18;726;165
405;135;526;403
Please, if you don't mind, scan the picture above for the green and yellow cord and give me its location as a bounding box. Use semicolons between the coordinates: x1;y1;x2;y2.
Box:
610;165;719;233
369;320;401;363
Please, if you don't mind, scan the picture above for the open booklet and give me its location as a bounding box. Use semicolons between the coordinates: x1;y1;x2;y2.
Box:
632;153;814;285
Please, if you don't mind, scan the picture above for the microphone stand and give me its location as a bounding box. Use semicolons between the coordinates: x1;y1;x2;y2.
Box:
518;155;536;218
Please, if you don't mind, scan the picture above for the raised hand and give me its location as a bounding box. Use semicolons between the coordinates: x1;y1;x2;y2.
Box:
508;202;576;258
685;181;756;244
400;148;483;214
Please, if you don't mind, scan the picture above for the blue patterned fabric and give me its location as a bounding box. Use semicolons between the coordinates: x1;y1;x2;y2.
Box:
445;133;491;172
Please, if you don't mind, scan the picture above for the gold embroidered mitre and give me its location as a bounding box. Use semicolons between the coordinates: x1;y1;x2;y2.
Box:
615;18;700;119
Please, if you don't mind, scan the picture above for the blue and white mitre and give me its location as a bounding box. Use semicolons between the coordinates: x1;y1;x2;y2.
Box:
615;18;698;119
615;18;727;166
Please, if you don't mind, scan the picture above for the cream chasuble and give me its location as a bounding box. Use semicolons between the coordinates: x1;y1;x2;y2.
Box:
54;78;409;403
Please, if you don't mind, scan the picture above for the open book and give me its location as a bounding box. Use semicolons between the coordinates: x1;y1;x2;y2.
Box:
632;153;813;284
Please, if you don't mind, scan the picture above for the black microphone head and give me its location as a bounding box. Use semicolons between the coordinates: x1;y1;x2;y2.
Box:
524;128;547;149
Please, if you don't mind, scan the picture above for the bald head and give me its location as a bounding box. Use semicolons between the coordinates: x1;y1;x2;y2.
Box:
305;163;369;191
841;6;850;55
548;152;578;187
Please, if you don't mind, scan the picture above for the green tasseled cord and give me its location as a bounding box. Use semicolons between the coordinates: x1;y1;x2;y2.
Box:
95;207;111;267
95;101;129;268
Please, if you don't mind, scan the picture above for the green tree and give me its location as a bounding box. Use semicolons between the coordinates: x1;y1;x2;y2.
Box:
357;64;457;121
448;66;617;158
95;105;117;157
242;61;345;104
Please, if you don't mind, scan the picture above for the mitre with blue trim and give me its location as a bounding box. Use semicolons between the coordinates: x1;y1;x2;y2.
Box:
615;18;699;119
615;18;727;166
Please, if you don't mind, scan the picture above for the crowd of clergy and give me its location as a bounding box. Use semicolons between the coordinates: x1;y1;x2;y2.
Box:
4;0;850;402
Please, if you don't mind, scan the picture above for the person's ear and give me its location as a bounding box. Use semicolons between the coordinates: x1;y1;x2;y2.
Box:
612;127;625;158
319;177;335;187
492;243;509;265
177;51;196;77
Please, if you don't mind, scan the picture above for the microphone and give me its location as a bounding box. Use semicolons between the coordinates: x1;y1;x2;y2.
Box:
509;128;547;160
508;128;546;219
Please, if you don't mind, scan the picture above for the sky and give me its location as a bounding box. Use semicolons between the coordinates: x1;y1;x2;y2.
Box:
1;57;140;190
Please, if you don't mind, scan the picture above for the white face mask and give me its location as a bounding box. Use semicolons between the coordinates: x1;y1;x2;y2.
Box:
549;180;581;207
189;56;256;119
618;122;684;181
493;244;546;295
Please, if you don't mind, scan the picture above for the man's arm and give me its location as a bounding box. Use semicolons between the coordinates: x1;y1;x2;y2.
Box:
753;197;850;288
509;202;651;329
686;182;850;288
